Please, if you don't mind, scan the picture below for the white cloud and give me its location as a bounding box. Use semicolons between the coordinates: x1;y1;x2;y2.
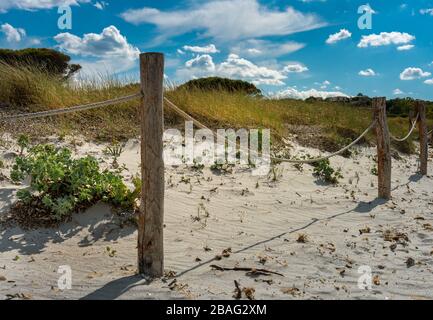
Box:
231;39;305;58
282;63;309;73
424;79;433;85
326;29;351;44
420;8;433;16
272;87;349;100
397;44;414;51
185;54;216;71
54;25;140;74
0;0;88;12
393;88;404;95
218;54;286;85
54;25;139;59
400;67;431;80
358;68;376;77
94;1;108;10
1;23;26;42
179;53;287;86
358;32;415;48
183;44;219;54
121;0;325;41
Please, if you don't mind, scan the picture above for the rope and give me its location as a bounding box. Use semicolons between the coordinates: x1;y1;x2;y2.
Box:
164;97;376;165
164;97;208;130
390;114;419;142
272;120;376;164
0;93;142;122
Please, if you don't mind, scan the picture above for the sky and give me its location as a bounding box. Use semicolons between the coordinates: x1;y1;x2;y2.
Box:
0;0;433;100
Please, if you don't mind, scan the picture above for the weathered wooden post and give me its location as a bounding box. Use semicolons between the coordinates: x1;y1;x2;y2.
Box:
416;101;428;176
138;52;165;277
373;97;391;200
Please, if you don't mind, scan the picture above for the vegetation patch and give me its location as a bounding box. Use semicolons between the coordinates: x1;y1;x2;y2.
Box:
312;159;343;185
8;144;139;228
178;77;261;95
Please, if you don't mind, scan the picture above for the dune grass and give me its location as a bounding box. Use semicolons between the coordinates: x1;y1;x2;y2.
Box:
1;63;431;154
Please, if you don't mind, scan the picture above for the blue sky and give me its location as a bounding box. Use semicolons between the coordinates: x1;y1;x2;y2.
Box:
1;0;433;100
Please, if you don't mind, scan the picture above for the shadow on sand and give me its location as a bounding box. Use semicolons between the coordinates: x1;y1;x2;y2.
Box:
0;203;135;256
79;196;389;300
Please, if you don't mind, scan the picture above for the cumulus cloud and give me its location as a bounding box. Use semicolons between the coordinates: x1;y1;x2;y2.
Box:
358;68;376;77
121;0;325;41
358;32;415;48
393;88;404;95
54;25;139;59
1;23;26;42
282;64;309;74
183;44;219;54
326;29;351;44
54;26;140;74
271;87;350;100
185;54;216;71
424;79;433;85
218;54;287;85
179;53;288;86
0;0;87;12
400;67;431;80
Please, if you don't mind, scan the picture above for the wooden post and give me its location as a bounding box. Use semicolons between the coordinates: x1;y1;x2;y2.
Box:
138;53;165;277
373;97;391;200
416;101;428;175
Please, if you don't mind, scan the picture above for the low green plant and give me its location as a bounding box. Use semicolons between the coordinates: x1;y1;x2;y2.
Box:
10;144;138;220
312;159;343;184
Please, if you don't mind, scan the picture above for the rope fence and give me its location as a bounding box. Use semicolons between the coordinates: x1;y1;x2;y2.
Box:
389;114;419;142
0;52;430;277
0;93;141;122
0;90;427;167
164;97;376;165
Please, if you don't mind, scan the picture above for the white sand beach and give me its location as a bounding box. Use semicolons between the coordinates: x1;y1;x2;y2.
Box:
1;135;432;300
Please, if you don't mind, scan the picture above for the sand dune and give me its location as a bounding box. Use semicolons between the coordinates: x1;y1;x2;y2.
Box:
1;136;432;300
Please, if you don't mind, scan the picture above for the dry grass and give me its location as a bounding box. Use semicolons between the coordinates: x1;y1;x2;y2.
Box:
0;64;431;153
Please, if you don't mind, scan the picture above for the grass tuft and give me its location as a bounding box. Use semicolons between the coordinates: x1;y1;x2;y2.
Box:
1;64;431;154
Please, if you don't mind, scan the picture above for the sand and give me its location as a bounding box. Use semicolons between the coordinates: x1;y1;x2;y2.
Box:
1;134;432;300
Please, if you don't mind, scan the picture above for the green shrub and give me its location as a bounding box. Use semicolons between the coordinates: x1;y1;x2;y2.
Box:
0;48;81;79
312;159;343;184
178;77;261;95
10;144;138;220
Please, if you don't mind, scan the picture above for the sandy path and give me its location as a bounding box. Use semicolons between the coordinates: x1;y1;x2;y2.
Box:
1;137;432;300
